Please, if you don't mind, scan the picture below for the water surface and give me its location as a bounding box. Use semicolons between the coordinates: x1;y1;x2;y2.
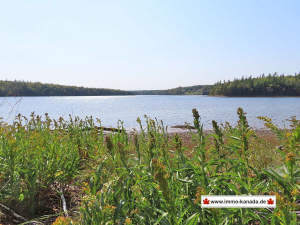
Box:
0;95;299;129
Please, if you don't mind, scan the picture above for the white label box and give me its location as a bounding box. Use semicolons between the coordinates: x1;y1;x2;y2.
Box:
201;195;276;208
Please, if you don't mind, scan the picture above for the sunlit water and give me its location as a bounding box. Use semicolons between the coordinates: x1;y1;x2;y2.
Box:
0;95;299;129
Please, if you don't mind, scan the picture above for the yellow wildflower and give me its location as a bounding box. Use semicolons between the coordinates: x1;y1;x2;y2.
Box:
291;188;299;197
194;186;205;204
52;216;72;225
103;205;116;213
285;152;296;163
125;218;132;224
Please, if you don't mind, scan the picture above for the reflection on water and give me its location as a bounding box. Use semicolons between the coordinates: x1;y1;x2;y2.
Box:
0;95;299;129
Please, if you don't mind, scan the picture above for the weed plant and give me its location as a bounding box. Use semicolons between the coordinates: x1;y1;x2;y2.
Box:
0;109;299;224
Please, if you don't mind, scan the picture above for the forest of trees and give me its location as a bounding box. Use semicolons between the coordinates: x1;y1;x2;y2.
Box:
1;73;300;97
209;73;300;96
0;80;133;96
132;85;210;95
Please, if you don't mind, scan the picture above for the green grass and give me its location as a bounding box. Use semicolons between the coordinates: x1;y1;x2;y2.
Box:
0;109;299;225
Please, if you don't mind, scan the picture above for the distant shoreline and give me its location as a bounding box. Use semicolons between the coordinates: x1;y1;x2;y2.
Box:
1;94;300;98
1;73;300;96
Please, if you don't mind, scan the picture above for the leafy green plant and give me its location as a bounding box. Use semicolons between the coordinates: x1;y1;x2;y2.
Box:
0;109;298;224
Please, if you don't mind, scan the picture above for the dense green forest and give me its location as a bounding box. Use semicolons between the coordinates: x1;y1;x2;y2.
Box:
2;73;300;97
209;73;300;96
0;80;133;96
0;81;210;96
132;85;210;95
135;73;300;96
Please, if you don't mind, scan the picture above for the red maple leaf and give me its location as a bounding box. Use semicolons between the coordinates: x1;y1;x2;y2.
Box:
203;198;210;204
267;198;274;205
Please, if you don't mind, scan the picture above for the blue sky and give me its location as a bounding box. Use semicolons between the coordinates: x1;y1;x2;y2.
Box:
0;0;299;90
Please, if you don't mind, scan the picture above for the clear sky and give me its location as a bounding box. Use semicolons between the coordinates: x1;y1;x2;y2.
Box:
0;0;299;90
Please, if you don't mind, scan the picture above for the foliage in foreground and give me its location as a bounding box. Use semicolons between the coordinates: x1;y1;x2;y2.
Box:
0;109;299;224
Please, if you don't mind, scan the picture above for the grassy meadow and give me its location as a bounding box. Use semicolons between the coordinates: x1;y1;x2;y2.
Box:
0;108;299;224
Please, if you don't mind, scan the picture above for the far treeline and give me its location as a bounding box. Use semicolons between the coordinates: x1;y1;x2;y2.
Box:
132;85;210;95
0;80;133;96
209;73;300;96
0;81;211;96
1;73;300;96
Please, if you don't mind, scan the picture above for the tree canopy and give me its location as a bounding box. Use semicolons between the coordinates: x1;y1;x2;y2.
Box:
209;73;300;96
2;74;300;97
0;80;133;96
132;85;210;95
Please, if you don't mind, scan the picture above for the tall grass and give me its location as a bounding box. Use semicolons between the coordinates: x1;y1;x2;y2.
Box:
0;109;299;224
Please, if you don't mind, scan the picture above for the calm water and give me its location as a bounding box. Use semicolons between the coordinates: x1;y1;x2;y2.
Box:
0;95;299;129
